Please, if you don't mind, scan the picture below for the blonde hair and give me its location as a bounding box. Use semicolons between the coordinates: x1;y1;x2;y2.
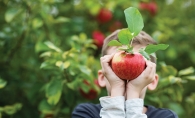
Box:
101;29;157;63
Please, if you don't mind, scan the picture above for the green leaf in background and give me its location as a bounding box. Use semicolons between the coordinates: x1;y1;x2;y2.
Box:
145;44;169;55
44;41;62;52
64;88;76;107
53;17;70;24
85;0;101;15
163;66;177;77
168;76;183;84
66;79;81;90
168;103;185;116
38;100;54;114
108;40;122;46
0;78;7;89
40;60;55;69
0;107;3;112
159;63;178;77
56;61;70;69
178;66;194;76
124;7;144;36
40;52;52;58
5;8;23;23
64;61;70;69
184;76;195;80
118;28;133;45
80;81;91;93
46;79;63;105
3;103;22;115
47;92;61;106
32;18;43;29
78;65;91;76
35;42;51;53
139;48;150;60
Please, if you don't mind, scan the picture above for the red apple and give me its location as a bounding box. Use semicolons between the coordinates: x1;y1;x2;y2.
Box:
92;30;105;48
147;2;158;16
139;2;158;16
139;2;149;10
111;51;146;80
97;8;113;23
79;79;99;100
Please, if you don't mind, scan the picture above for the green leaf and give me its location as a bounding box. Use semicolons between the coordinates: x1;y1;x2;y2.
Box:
108;40;122;46
35;41;50;53
139;48;150;60
159;63;178;77
3;103;22;115
0;107;3;112
78;65;91;76
64;61;70;69
40;61;54;69
4;106;17;115
124;7;144;36
118;29;133;45
0;78;7;89
168;103;185;115
168;76;183;84
32;18;43;29
40;51;52;58
55;61;70;71
85;1;101;15
67;79;80;90
44;41;62;52
64;88;76;107
5;8;22;23
46;79;63;105
53;17;70;24
80;82;91;93
145;44;169;55
184;76;195;80
47;91;61;106
38;100;54;114
178;67;194;76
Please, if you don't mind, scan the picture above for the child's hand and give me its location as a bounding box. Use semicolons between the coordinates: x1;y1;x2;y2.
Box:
126;60;156;99
100;54;126;97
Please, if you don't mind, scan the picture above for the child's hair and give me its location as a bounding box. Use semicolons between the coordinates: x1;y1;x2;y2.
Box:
101;29;157;63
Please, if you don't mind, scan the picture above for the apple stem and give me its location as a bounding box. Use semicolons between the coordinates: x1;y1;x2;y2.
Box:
125;37;134;54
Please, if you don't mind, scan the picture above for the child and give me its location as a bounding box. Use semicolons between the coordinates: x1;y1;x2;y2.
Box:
72;30;178;118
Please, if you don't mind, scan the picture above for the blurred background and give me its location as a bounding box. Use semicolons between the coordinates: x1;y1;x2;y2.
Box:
0;0;195;118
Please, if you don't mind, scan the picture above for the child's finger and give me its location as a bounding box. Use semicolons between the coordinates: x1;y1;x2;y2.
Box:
100;55;114;76
145;60;156;82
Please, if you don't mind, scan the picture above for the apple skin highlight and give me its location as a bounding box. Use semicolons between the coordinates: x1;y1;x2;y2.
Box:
111;51;146;80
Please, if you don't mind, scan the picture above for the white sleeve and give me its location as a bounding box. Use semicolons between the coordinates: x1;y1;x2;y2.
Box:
99;96;125;118
125;99;147;118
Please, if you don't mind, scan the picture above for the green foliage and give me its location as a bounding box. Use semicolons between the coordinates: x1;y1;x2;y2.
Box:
146;63;195;117
0;0;195;118
37;34;99;117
